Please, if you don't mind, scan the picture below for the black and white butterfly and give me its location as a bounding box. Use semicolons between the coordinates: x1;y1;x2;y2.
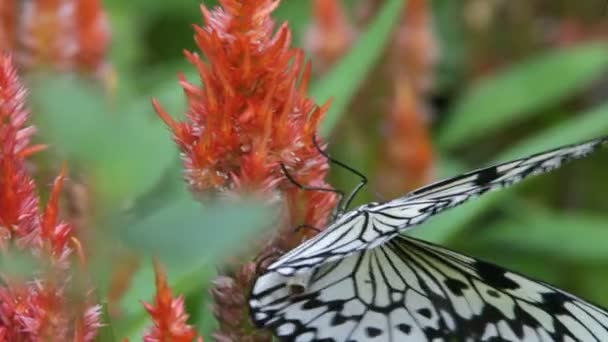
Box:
250;136;608;341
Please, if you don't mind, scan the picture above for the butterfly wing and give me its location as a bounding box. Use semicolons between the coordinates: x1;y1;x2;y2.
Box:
250;235;608;341
268;136;608;275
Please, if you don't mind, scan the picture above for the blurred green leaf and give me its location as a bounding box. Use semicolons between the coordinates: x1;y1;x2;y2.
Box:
414;102;608;243
30;76;176;210
471;209;608;262
195;284;217;341
579;266;608;308
0;250;38;280
119;189;277;265
314;0;405;137
438;42;608;148
496;106;608;160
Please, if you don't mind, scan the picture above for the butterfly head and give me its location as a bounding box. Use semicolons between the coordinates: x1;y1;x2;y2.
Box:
249;268;315;327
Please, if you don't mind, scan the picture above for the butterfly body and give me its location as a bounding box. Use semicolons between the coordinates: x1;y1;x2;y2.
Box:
250;136;608;341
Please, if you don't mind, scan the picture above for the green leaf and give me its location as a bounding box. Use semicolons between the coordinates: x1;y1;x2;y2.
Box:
579;266;608;308
494;106;608;161
471;209;608;262
438;42;608;148
30;76;177;210
413;103;608;243
119;189;278;265
0;249;38;280
313;0;405;137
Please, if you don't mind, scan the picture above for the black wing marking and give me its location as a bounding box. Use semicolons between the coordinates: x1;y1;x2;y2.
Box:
250;235;608;341
268;136;608;275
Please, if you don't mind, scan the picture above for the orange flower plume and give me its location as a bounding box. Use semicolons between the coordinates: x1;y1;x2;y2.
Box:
142;261;202;342
0;54;101;341
154;0;338;339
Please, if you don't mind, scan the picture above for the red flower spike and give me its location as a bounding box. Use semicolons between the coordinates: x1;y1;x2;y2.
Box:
305;0;355;72
0;54;40;246
73;303;103;342
0;54;101;341
376;76;434;197
155;0;338;340
41;165;74;265
0;0;112;81
376;0;436;197
142;260;200;342
392;0;439;92
155;0;336;212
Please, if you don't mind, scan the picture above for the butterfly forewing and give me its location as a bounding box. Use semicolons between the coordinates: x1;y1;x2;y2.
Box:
251;235;608;341
268;137;608;276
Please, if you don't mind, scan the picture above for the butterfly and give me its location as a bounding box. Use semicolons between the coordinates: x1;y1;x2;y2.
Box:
249;136;608;342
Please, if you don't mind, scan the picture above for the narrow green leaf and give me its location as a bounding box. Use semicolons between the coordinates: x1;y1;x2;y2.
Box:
472;210;608;262
313;0;405;137
438;42;608;148
413;103;608;243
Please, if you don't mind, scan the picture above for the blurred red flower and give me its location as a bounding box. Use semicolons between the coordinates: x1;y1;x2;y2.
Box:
305;0;355;72
0;54;101;342
0;0;112;83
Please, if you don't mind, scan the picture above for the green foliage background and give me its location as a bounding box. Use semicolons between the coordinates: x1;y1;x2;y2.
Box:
23;0;608;339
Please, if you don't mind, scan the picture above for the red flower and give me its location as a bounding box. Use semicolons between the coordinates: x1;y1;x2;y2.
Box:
142;261;201;342
154;0;334;216
0;54;101;342
154;0;338;340
305;0;355;72
0;53;41;248
376;0;436;196
391;0;438;92
376;77;434;196
0;0;112;81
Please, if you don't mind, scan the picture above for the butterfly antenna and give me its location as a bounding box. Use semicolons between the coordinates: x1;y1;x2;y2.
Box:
312;135;367;212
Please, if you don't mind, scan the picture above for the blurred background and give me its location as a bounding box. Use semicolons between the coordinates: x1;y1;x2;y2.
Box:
3;0;608;339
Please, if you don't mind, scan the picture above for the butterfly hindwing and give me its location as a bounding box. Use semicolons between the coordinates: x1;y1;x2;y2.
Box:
250;235;608;341
268;137;608;276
